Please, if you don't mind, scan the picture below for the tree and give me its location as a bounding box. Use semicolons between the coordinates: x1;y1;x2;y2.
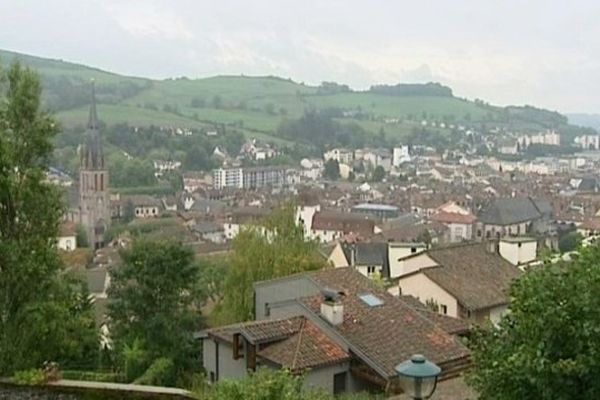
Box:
214;203;327;324
123;199;136;223
468;243;600;399
558;231;582;253
323;159;340;180
76;223;89;247
0;63;97;373
371;165;385;182
108;240;202;383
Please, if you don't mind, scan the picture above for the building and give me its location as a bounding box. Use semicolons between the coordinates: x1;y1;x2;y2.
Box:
212;166;286;190
396;243;521;325
200;268;470;395
57;222;77;251
430;211;476;242
476;197;552;240
351;203;399;220
118;195;162;219
78;82;110;249
392;146;411;167
213;168;243;190
498;237;537;266
242;166;286;190
323;148;354;165
575;134;600;150
310;211;379;242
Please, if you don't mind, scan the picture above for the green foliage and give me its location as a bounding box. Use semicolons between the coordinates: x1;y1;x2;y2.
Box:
558;231;583;253
468;243;600;399
110;157;157;187
194;368;375;400
371;165;385;182
370;82;453;97
134;357;176;387
323;159;340;180
0;62;98;375
76;223;89;247
13;368;46;385
108;240;203;383
214;203;327;324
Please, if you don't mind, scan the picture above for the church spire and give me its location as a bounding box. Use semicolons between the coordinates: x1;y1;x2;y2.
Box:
87;79;98;130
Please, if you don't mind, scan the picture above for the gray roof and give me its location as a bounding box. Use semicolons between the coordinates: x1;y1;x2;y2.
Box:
81;81;104;170
193;221;223;234
341;242;387;266
477;197;542;225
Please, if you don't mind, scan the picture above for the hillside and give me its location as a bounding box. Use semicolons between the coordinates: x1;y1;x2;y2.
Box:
2;48;587;149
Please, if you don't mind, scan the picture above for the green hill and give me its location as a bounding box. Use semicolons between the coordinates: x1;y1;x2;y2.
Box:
0;49;592;148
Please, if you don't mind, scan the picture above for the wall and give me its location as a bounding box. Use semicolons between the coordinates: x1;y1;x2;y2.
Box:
398;273;458;317
388;252;436;279
303;362;351;394
57;235;77;251
202;339;248;382
327;244;349;268
498;240;537;265
254;276;320;320
489;305;508;326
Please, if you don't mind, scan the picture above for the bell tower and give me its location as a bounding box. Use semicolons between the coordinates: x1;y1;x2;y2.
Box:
79;80;110;249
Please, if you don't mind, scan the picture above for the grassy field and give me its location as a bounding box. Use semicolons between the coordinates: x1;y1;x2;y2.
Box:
1;48;572;147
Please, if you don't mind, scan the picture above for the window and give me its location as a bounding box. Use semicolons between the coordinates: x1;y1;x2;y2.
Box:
359;293;384;307
333;372;347;395
367;266;376;275
518;242;522;248
411;247;417;253
209;372;215;383
477;229;482;237
440;304;448;315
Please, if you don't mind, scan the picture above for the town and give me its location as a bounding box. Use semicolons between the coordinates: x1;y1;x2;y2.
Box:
1;3;600;400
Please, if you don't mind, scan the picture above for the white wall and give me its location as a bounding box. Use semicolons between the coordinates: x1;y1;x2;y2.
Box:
489;305;508;326
499;240;537;265
57;235;76;251
388;246;430;279
398;273;459;318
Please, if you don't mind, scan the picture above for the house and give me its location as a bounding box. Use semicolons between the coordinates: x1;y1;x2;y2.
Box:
323;148;354;165
578;217;600;237
476;197;551;240
200;268;470;395
310;211;379;242
224;207;271;240
117;195;162;219
328;242;388;278
192;221;225;244
498;237;537;266
396;243;521;325
57;222;77;251
430;211;476;242
351;203;399;220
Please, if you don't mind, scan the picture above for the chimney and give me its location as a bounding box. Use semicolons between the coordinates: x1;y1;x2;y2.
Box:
320;288;344;326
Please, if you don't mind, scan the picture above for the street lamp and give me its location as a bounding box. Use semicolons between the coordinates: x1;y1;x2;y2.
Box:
395;354;441;399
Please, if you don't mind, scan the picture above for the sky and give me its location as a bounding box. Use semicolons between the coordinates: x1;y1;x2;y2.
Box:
0;0;598;113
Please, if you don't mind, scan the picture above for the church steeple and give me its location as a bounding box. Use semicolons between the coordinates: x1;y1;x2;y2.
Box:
87;79;99;131
81;80;104;170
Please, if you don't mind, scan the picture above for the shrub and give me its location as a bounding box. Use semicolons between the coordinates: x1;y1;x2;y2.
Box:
134;357;176;387
13;368;45;385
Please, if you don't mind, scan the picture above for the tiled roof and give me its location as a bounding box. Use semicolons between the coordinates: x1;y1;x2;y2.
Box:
424;243;521;311
59;221;77;237
258;319;350;372
580;217;600;230
312;211;376;236
205;317;304;344
302;268;470;378
430;211;476;225
399;295;470;335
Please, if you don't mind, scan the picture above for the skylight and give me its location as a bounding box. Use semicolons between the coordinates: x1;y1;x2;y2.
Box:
359;293;384;307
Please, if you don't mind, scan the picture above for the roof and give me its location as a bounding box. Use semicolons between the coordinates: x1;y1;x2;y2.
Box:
231;207;271;223
193;221;223;234
80;81;104;170
580;217;600;230
312;211;376;236
341;242;388;266
121;195;162;207
257;319;350;372
205;316;349;372
352;203;399;212
59;221;77;237
423;243;521;311
301;268;470;378
399;295;470;336
477;197;542;225
430;211;476;225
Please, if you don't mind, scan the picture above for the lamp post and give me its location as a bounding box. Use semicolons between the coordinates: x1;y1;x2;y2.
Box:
395;354;441;400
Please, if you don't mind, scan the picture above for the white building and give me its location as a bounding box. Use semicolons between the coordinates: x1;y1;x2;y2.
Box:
57;222;77;251
323;148;354;165
575;134;600;150
392;146;411;167
212;168;243;190
498;237;537;266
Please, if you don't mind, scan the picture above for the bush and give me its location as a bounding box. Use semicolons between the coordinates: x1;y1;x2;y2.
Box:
134;357;176;387
558;232;583;253
13;369;45;385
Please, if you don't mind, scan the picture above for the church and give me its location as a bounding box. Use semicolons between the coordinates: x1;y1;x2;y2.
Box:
78;81;110;249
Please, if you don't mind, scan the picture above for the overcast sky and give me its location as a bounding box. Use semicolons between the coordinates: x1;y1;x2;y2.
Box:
1;0;598;113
